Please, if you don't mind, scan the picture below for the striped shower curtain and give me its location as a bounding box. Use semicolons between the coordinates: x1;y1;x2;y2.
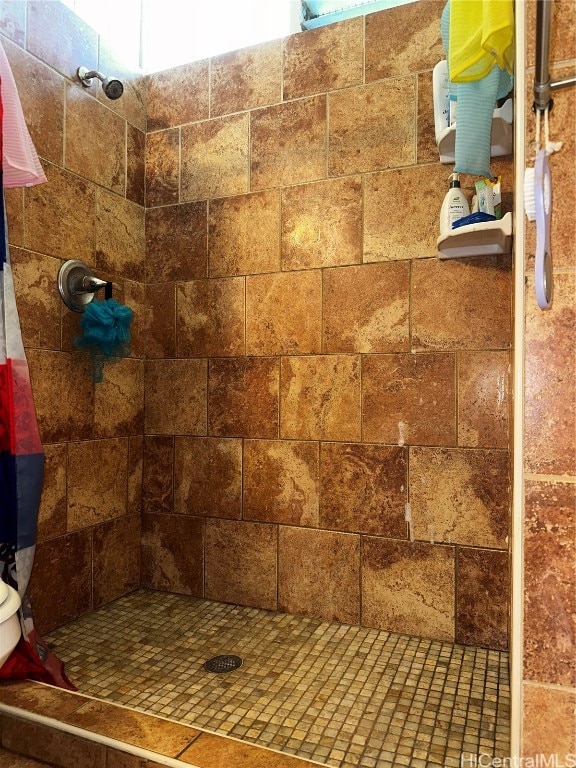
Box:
0;44;73;688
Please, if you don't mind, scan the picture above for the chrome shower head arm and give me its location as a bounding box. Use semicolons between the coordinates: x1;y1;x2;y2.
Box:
77;67;104;88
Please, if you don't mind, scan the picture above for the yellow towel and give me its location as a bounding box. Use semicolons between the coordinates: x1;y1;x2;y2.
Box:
449;0;514;82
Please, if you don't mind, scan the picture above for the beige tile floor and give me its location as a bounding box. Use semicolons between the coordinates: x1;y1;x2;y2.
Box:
45;590;510;768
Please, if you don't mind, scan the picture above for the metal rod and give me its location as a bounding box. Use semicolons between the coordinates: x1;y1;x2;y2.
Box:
550;75;576;91
534;0;553;111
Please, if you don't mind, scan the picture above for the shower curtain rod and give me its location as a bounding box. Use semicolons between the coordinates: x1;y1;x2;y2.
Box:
533;0;576;111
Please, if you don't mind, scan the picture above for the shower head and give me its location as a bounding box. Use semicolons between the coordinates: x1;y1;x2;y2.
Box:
77;67;124;100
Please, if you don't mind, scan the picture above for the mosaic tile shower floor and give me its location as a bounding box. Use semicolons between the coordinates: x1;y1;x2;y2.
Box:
45;590;510;768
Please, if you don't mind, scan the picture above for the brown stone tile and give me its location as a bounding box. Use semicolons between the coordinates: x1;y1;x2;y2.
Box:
67;439;129;530
127;436;143;516
27;349;94;443
63;700;199;756
526;0;576;67
1;715;105;768
28;529;92;635
95;188;145;281
280;355;361;441
177;277;245;357
0;0;25;45
281;176;362;270
106;749;149;768
283;17;363;100
362;353;456;445
60;301;82;354
145;359;207;435
208;190;280;277
123;280;145;360
278;527;360;624
141;512;204;595
37;443;67;542
147;60;209;131
522;684;576;759
180;732;315;767
244;440;319;526
24;162;95;264
458;351;510;448
94;357;144;438
145;128;180;208
143;436;173;515
525;274;576;475
5;187;24;246
411;257;512;351
3;36;65;166
0;680;83;719
208;357;279;439
328;79;415;176
365;1;445;81
524;481;576;688
323;262;410;353
0;747;51;768
93;514;140;609
174;437;242;519
320;443;407;537
27;0;98;80
417;71;437;164
251;96;326;190
543;69;575;269
10;248;61;350
362;538;455;640
456;548;509;650
363;164;448;262
205;519;277;609
246;271;321;355
211;41;282;116
144;282;176;358
181;114;249;201
146;201;208;282
410;447;509;548
65;84;125;194
126;125;145;207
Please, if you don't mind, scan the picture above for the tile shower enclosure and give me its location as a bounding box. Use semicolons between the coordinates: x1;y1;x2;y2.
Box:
4;0;511;651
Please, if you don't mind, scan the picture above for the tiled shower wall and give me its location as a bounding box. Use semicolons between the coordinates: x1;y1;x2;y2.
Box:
521;0;576;757
0;0;147;635
1;0;513;652
141;0;512;650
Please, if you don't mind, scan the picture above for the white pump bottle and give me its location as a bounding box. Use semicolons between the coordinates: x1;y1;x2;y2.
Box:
440;173;470;235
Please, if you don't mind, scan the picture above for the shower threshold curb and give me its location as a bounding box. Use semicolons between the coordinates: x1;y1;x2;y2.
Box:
0;682;325;768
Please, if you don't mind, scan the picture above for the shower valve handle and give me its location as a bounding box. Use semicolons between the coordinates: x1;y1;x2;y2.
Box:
73;275;108;295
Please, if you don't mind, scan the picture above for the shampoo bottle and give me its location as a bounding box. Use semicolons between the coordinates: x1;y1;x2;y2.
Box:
440;173;470;235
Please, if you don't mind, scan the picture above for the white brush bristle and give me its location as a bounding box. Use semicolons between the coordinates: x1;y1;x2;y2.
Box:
524;167;536;221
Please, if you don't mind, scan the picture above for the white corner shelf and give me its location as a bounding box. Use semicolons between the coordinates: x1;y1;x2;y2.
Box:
437;211;512;260
437;99;514;164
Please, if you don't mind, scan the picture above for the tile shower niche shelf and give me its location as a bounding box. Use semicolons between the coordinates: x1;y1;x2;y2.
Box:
437;211;512;260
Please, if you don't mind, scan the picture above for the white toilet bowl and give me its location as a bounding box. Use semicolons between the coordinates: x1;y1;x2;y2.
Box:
0;580;22;667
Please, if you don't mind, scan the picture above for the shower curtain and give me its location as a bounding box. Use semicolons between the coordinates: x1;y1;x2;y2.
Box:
0;45;73;689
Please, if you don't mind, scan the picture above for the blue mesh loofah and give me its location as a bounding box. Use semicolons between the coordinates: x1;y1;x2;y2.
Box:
74;299;134;383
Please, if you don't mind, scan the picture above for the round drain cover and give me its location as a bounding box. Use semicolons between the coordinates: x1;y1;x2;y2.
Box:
204;654;243;674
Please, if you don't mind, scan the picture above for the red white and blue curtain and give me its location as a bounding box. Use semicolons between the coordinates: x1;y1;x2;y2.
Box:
0;42;72;688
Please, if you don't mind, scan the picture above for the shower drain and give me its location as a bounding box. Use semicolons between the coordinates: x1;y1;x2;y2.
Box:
203;654;243;674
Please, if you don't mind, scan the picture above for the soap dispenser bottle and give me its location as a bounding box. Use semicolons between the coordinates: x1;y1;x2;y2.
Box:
440;173;470;235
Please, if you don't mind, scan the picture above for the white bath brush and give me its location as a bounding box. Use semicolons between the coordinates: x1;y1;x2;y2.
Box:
524;166;536;221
